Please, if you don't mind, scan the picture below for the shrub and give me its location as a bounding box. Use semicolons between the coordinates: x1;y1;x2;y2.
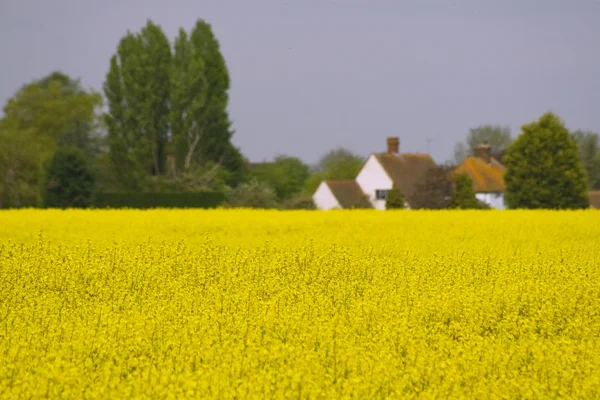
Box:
282;195;316;210
43;147;95;208
449;174;480;209
93;192;225;209
385;185;405;209
225;178;279;209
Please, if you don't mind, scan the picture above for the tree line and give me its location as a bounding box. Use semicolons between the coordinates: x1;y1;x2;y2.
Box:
0;18;598;210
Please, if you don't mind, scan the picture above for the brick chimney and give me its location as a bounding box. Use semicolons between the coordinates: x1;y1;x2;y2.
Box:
473;143;491;163
387;137;399;154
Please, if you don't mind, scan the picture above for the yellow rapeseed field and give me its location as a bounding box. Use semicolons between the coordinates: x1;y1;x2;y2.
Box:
1;209;599;399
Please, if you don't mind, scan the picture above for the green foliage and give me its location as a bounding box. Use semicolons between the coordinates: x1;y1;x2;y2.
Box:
43;147;95;208
1;72;103;159
143;161;232;193
0;72;100;206
225;178;279;209
449;174;481;209
282;195;316;210
0;128;43;208
572;130;600;190
93;191;224;209
0;70;106;205
170;26;208;173
304;148;364;194
105;19;245;189
504;112;589;209
187;20;245;184
453;124;512;163
104;20;172;188
251;156;311;200
385;185;405;209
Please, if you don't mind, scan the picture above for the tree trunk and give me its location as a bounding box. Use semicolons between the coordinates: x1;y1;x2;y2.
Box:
184;129;203;171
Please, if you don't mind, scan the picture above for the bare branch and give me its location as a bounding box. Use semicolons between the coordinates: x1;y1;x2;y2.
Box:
184;128;204;171
182;155;225;191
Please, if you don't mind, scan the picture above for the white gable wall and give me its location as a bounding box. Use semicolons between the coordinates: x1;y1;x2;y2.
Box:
313;182;341;210
355;155;393;210
476;192;506;210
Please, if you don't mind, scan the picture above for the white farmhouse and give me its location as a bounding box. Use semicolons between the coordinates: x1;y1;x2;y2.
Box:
313;137;437;210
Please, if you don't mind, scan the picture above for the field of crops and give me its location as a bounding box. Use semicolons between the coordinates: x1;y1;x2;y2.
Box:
1;209;599;398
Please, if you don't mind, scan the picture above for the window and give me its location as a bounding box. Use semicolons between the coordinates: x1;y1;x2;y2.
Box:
375;189;388;200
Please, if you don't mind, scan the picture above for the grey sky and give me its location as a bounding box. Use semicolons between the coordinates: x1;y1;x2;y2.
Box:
1;0;599;164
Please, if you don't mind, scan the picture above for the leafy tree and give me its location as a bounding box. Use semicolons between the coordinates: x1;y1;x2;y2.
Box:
304;148;364;194
251;156;310;200
385;184;405;209
0;128;43;208
453;124;512;164
189;20;245;184
411;163;454;209
43;147;95;208
104;20;172;188
170;26;207;173
169;20;246;186
572;130;600;190
1;73;103;156
105;19;245;190
0;72;102;205
225;178;279;209
449;174;481;209
504;112;589;209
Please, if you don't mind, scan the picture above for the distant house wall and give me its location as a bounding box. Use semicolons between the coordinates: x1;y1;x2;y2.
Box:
355;155;393;210
476;192;506;210
312;182;341;210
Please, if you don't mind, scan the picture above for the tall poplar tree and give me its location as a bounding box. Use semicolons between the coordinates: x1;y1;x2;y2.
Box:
104;20;172;189
170;19;245;184
170;27;207;172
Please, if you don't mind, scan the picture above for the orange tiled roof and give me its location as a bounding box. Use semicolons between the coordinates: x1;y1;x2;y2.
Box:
454;156;506;193
325;180;369;208
589;191;600;209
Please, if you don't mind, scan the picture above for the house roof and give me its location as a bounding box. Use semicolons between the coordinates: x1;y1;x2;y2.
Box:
325;180;367;208
453;156;506;193
589;191;600;209
372;153;438;204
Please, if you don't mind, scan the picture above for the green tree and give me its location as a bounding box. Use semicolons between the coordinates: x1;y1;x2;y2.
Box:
104;20;172;188
0;72;102;205
0;128;43;208
170;27;207;173
385;185;405;209
572;130;600;190
43;147;95;208
453;124;512;164
504;112;589;209
449;174;481;209
1;73;103;156
190;20;245;184
251;156;310;200
304;148;364;194
169;19;245;186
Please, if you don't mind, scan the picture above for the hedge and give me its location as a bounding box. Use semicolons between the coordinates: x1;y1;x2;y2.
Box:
93;191;225;209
